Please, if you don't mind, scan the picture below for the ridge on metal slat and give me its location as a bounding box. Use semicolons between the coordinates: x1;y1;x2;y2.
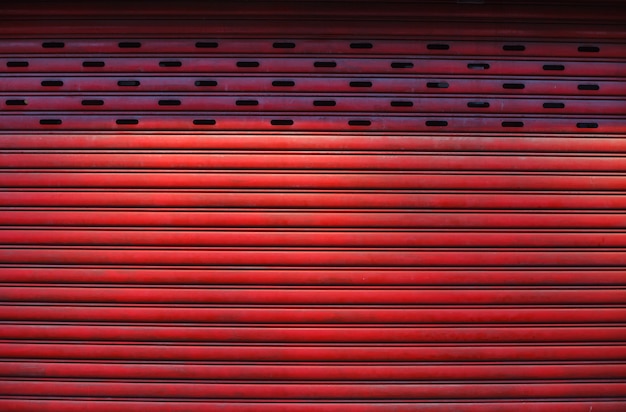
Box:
5;153;626;171
2;380;626;400
2;324;625;343
2;77;624;96
3;95;624;115
5;229;626;248
3;134;626;152
3;361;626;381
2;285;626;305
1;268;625;285
3;172;626;191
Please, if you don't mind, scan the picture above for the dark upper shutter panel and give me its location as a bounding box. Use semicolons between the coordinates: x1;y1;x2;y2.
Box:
1;1;626;411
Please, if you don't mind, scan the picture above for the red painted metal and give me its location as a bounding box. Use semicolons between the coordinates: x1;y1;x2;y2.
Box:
1;0;625;410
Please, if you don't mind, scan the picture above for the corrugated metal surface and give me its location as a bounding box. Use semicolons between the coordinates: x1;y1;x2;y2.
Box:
1;1;626;410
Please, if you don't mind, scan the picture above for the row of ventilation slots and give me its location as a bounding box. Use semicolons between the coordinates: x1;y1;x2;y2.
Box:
26;40;605;53
6;79;604;91
6;60;574;71
34;118;600;128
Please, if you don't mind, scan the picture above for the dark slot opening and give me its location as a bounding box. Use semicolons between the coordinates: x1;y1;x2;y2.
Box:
118;80;140;87
391;101;413;107
271;119;294;126
272;80;295;87
273;42;295;49
427;43;450;50
350;42;373;49
314;61;337;68
503;83;525;89
578;84;600;91
193;119;216;125
159;61;182;67
116;119;139;125
195;41;218;48
40;119;62;125
543;64;565;71
6;99;27;106
41;80;63;87
81;99;104;106
119;42;141;48
467;101;490;108
7;61;29;67
349;120;371;126
195;80;217;87
237;61;260;68
577;122;598;129
42;42;64;48
543;102;565;109
236;100;258;106
313;100;336;107
82;61;105;67
391;62;414;69
578;46;600;53
503;44;526;51
427;82;449;89
468;63;490;70
159;99;181;106
502;121;524;127
426;120;448;127
350;81;372;88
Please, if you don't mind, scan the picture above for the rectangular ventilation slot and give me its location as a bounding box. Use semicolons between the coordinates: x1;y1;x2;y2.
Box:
119;42;141;48
503;45;526;51
158;99;181;106
577;122;599;129
503;83;525;89
391;101;413;107
313;100;336;107
118;80;140;86
427;43;450;50
273;42;295;49
7;61;28;67
271;119;294;126
502;121;524;127
426;120;448;127
116;119;139;125
236;100;259;106
42;42;64;48
467;101;490;108
193;119;216;125
6;99;27;106
237;61;259;68
543;64;565;71
350;81;372;88
81;99;104;106
195;42;218;48
350;42;373;49
468;63;490;70
82;61;105;67
272;80;295;87
543;102;565;109
41;80;63;87
349;120;371;126
314;61;336;68
40;119;62;125
427;82;449;89
578;84;600;91
195;80;217;87
578;46;600;52
391;62;414;69
159;61;182;67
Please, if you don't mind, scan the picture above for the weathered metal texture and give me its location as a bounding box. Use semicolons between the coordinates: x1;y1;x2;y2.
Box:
1;1;626;411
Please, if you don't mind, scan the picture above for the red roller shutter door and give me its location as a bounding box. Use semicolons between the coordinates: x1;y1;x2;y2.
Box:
1;1;626;410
